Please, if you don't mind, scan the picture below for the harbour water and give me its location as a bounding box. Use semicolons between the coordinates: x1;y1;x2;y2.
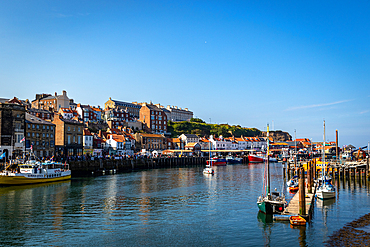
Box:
0;163;369;246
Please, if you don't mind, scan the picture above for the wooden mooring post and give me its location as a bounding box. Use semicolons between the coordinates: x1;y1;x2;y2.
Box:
299;167;306;216
307;161;312;193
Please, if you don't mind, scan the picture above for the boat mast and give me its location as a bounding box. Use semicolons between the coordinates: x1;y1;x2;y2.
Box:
267;124;270;199
323;120;326;178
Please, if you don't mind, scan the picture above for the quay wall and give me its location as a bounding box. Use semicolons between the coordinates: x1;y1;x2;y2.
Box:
69;157;207;176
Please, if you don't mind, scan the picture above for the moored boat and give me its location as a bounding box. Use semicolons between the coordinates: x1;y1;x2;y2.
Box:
203;164;214;174
0;161;71;185
290;215;306;226
248;154;264;163
257;124;287;215
316;121;336;200
206;157;226;166
226;156;243;164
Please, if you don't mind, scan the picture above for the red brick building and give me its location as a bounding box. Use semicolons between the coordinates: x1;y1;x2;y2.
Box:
139;103;168;134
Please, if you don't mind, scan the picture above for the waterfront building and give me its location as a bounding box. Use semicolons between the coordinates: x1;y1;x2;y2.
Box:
134;133;167;152
104;98;141;119
105;134;134;156
139;103;168;135
167;138;184;150
235;137;248;150
52;114;84;157
198;137;214;150
83;128;94;155
224;137;238;150
0;102;26;160
243;136;266;150
25;113;55;158
184;142;201;153
179;134;199;145
31;90;71;112
210;135;228;150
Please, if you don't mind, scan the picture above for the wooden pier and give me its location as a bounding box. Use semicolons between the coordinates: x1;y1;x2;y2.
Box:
283;188;316;218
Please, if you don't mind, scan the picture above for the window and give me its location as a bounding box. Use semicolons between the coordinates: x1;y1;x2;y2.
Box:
51;126;53;130
78;127;80;132
46;134;49;138
42;133;45;137
32;124;35;129
151;116;154;120
27;133;30;137
73;136;76;143
43;125;45;129
68;135;71;144
36;125;39;129
47;126;49;130
68;126;70;131
36;141;39;145
32;133;35;137
28;124;31;129
37;133;40;137
51;134;53;138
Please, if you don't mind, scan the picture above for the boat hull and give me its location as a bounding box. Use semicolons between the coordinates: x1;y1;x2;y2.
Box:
317;190;335;200
248;155;264;163
206;159;226;166
0;174;71;185
257;199;285;215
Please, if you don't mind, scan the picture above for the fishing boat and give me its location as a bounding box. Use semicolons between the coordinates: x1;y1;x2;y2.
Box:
248;154;264;163
0;160;71;185
226;156;243;164
316;120;336;200
257;124;287;214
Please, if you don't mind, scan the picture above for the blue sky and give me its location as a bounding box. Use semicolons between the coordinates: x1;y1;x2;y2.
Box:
1;1;369;147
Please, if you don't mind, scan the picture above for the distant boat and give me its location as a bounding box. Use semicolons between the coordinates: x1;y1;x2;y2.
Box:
248;154;264;163
226;156;243;164
257;124;286;214
286;176;299;193
206;157;227;166
203;139;215;174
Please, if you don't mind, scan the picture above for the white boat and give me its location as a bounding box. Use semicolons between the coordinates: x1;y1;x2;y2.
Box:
317;182;336;199
203;137;215;175
203;164;214;174
316;120;335;200
0;160;71;185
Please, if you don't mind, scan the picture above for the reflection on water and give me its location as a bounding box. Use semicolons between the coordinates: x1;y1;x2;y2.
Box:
0;164;369;246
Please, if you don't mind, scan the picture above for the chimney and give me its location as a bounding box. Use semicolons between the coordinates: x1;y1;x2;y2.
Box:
55;92;57;96
63;90;67;96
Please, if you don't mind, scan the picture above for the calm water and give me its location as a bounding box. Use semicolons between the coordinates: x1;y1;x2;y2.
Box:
0;163;369;246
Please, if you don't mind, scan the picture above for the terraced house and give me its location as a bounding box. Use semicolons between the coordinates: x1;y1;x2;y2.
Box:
25;113;55;158
52;115;84;157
